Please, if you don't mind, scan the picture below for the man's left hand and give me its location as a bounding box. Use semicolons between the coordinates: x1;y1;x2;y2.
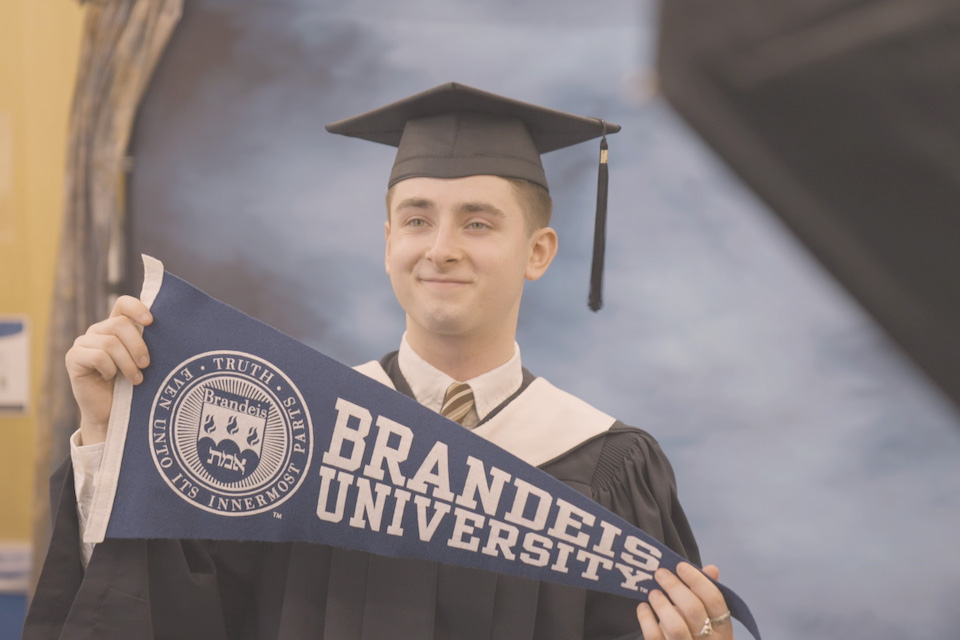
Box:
636;562;734;640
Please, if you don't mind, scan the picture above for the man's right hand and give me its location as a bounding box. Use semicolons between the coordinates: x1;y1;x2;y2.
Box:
66;295;153;446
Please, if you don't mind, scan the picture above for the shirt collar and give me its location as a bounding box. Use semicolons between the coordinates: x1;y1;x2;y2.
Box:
397;333;523;420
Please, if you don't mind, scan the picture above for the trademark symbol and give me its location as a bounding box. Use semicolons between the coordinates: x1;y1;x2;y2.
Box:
273;511;282;520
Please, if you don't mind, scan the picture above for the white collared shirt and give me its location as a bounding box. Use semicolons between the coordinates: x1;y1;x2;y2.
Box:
397;333;523;428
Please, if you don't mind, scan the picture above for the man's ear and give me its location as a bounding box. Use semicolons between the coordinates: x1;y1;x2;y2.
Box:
525;226;558;281
384;220;392;275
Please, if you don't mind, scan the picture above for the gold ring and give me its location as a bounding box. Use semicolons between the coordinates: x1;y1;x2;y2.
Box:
710;611;732;626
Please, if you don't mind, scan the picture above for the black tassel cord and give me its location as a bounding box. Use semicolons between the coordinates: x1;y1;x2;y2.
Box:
588;128;608;312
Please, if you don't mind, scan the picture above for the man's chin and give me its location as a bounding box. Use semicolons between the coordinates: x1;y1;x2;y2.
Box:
412;309;474;338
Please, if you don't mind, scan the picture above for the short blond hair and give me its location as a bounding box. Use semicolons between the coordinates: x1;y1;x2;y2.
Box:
505;177;552;233
385;176;553;236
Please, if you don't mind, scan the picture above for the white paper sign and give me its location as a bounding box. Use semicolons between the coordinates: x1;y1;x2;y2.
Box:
0;317;29;415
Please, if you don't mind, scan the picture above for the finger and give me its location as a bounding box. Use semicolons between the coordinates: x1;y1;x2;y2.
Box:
71;333;144;385
109;295;153;325
67;344;121;383
89;315;151;369
677;562;729;620
655;568;710;634
647;588;694;639
702;565;720;581
636;602;665;640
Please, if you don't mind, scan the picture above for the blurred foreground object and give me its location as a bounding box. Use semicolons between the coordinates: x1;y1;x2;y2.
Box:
657;0;960;410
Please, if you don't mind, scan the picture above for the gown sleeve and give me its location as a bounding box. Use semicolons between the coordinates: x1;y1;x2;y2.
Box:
589;423;701;565
23;456;263;640
542;422;702;640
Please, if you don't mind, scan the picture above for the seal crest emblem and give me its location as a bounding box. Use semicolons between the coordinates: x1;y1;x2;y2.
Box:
150;351;312;516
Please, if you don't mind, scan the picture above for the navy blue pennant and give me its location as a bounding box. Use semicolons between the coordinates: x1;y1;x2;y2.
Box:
86;256;761;639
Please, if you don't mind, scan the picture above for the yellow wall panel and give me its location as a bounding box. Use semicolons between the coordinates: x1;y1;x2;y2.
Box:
0;0;85;543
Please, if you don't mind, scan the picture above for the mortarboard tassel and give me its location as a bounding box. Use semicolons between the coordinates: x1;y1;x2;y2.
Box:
588;125;609;312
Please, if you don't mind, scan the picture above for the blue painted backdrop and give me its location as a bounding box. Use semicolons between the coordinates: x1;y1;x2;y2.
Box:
130;1;960;637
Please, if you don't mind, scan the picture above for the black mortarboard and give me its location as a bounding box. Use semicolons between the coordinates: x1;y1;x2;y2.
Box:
326;82;620;311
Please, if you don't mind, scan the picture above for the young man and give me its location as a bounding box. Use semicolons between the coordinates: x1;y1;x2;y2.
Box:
25;84;735;640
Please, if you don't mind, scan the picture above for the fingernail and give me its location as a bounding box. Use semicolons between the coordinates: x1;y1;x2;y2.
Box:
138;356;149;367
133;372;143;384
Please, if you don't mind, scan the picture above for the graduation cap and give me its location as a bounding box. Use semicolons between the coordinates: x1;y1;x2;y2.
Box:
326;82;620;311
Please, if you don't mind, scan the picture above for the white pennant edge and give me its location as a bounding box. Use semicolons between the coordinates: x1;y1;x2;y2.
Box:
84;255;166;544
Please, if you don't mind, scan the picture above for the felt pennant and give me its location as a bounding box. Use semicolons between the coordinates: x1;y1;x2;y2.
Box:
86;255;761;640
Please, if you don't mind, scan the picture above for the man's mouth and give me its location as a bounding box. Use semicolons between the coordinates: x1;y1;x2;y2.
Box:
419;277;471;290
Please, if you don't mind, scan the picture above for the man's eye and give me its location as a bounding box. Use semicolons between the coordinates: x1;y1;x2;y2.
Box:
406;218;427;227
466;221;490;230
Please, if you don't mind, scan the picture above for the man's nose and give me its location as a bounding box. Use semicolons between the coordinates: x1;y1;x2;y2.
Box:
424;222;461;264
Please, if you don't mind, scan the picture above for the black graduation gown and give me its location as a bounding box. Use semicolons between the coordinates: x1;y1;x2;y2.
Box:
24;354;700;640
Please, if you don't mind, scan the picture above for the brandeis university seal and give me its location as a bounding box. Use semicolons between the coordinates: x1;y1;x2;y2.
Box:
150;351;312;516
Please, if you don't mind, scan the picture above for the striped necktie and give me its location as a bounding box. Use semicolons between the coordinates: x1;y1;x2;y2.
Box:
440;382;475;426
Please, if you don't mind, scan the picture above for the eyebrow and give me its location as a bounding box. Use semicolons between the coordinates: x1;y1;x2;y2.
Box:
394;198;506;219
395;197;434;211
458;201;506;218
